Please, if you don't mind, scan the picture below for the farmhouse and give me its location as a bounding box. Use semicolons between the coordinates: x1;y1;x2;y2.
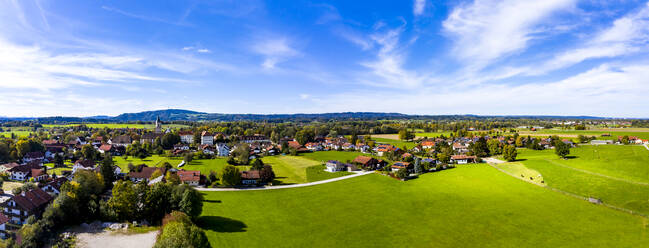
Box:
2;188;53;225
421;140;435;149
73;159;96;173
8;163;42;181
241;170;261;185
352;156;384;170
451;155;477;164
178;170;201;186
129;166;166;183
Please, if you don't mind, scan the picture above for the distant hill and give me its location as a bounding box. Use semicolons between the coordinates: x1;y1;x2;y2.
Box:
1;109;637;124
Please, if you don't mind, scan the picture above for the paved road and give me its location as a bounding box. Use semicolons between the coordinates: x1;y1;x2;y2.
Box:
197;171;374;191
483;157;506;164
644;143;649;151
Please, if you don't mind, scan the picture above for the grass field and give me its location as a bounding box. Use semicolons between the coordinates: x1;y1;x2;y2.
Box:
299;151;367;163
511;145;649;215
261;156;321;184
113;155;183;172
372;138;417;149
198;165;649;247
518;128;649;140
305;165;353;182
0;130;32;138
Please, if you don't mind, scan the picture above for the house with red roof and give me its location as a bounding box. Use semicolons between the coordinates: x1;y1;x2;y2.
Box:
178;170;201;186
2;188;53;225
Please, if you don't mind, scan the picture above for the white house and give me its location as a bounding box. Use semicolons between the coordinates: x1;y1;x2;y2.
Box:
451;155;476;164
325;160;346;172
179;131;194;144
201;131;214;145
216;143;230;157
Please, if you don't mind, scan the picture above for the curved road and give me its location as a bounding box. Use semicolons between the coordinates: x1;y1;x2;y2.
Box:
197;171;374;191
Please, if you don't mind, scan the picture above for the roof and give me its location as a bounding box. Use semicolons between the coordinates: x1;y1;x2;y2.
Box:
24;151;45;159
241;170;261;180
31;169;45;178
141;133;162;140
44;177;68;191
178;170;200;182
201;131;214;137
178;131;194;136
9;163;42;173
1;162;20;169
451;155;477;160
111;135;132;144
129;166;166;179
75;159;96;168
99;144;113;152
287;141;302;149
392;162;411;168
11;188;54;212
353;156;375;165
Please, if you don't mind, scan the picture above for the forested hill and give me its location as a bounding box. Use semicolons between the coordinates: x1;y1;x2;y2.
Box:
0;109;622;124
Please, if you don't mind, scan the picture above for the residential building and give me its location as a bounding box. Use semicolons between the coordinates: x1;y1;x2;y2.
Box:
128;166;166;183
241;170;261;185
179;131;194;144
109;135;132;147
201;131;214;145
2;188;53;225
325;160;346;172
216;143;230;157
178;170;201;186
451;155;477;164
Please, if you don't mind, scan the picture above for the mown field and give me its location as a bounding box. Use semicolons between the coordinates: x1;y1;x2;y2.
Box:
500;145;649;215
518;128;649;139
0;130;32;138
198;165;649;247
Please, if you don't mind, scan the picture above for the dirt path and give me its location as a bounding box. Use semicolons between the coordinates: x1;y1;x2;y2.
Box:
75;230;158;248
197;171;374;192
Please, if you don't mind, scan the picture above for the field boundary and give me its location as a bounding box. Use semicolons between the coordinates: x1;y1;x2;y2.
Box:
487;163;649;218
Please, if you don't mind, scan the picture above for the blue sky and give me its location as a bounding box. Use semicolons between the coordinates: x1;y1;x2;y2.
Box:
1;0;648;117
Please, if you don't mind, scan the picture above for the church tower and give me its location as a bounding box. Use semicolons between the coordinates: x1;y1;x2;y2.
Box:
155;116;162;133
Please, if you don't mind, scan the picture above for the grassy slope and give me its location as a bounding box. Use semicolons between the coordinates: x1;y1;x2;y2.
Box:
199;165;649;248
515;145;649;214
305;165;352;182
299;151;367;163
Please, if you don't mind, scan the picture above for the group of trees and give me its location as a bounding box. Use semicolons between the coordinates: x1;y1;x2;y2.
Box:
105;180;203;224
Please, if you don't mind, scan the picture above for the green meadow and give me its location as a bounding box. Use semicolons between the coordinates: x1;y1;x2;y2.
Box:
198;165;649;247
518;128;649;139
372;137;417;149
504;145;649;215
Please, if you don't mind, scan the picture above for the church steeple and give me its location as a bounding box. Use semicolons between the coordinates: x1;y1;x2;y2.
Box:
155;116;161;133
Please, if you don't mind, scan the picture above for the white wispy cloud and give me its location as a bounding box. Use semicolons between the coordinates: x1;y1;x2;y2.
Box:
413;0;426;16
253;37;299;69
443;0;575;70
101;5;190;26
530;2;649;74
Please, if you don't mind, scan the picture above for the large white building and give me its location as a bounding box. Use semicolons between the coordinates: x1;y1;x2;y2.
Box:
201;131;214;145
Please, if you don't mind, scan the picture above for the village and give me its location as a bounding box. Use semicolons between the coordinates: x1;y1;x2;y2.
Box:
3;116;649;244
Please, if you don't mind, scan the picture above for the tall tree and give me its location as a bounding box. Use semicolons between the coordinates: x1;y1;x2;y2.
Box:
503;145;517;162
555;141;571;159
100;154;116;189
220;165;241;186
